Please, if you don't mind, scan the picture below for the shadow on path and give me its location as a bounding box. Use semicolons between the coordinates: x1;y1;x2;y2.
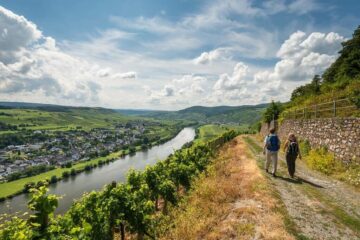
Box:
274;174;324;188
297;177;324;189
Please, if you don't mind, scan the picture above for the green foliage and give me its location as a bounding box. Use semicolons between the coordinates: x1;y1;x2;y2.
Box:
299;139;311;157
263;101;282;123
349;88;360;108
291;75;321;101
28;186;59;233
0;215;35;240
62;171;70;178
305;147;342;175
49;175;58;184
0;130;237;239
323;26;360;84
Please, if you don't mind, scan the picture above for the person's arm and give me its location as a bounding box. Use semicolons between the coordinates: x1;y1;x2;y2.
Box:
263;136;267;155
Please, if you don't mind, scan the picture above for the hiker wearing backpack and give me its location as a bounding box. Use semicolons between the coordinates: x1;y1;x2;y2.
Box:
284;133;302;178
263;128;281;177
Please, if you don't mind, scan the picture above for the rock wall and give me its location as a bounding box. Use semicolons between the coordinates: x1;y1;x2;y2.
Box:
261;118;360;163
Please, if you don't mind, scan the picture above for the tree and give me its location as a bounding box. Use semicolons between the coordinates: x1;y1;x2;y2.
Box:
291;75;322;101
263;101;282;124
323;25;360;84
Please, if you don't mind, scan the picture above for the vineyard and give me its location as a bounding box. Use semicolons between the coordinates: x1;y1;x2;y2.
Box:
0;130;237;240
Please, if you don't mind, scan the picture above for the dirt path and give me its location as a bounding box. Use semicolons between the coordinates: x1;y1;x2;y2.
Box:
244;136;360;240
162;137;295;240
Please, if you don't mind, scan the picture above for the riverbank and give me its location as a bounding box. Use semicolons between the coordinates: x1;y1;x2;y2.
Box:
0;128;184;200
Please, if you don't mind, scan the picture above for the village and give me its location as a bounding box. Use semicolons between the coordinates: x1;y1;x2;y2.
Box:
0;121;156;182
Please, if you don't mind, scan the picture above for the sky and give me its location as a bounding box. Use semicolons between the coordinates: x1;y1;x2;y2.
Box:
0;0;359;110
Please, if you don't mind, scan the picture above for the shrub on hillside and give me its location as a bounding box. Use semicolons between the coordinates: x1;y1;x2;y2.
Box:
305;147;343;175
299;139;311;156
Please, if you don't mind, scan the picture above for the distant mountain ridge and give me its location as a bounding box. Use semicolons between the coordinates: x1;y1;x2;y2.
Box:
116;103;268;125
0;101;267;125
0;101;113;113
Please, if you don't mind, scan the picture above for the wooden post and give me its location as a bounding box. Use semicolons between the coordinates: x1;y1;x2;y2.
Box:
314;104;317;118
333;100;336;117
303;108;305;119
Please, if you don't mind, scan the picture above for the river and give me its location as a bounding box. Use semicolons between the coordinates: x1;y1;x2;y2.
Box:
0;127;195;216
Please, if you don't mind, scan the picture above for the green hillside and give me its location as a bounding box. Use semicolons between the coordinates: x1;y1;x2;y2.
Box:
0;104;133;133
117;103;267;125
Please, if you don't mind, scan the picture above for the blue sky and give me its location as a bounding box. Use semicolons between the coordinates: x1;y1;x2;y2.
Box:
0;0;359;109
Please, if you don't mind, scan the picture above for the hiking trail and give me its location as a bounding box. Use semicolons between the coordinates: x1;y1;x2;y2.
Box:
244;135;360;240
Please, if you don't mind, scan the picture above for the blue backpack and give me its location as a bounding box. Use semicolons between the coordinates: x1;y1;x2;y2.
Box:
267;135;280;151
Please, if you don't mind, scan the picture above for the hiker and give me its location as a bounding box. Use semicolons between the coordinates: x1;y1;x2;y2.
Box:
283;133;302;178
263;128;280;177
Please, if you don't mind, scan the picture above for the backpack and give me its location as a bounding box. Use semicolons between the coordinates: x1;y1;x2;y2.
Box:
287;141;299;156
266;135;280;151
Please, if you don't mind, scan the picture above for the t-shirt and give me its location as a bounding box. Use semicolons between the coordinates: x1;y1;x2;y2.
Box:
264;134;281;152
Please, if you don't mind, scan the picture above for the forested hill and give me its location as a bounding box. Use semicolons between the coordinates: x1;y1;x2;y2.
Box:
116;103;268;125
0;101;115;114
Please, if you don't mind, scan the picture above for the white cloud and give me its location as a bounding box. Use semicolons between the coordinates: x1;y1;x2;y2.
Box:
193;48;230;64
0;6;121;105
0;6;41;52
213;62;248;91
272;30;345;82
112;71;137;79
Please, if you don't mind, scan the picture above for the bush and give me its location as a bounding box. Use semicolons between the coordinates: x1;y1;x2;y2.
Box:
129;146;136;154
299;139;311;156
50;175;58;184
62;171;70;178
342;163;360;186
36;180;48;188
64;162;72;168
305;147;343;175
23;182;36;193
84;165;92;171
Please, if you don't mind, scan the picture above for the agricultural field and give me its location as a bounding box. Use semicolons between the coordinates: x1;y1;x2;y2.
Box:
0;107;133;134
195;124;251;143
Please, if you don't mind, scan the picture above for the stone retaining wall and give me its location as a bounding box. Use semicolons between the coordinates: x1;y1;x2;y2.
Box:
261;118;360;163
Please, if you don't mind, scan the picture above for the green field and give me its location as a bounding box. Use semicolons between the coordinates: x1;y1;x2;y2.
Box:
0;108;133;134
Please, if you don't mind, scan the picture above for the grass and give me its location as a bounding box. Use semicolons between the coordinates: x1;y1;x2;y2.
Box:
301;184;360;236
196;125;228;143
194;124;247;144
298;141;360;188
160;137;294;240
